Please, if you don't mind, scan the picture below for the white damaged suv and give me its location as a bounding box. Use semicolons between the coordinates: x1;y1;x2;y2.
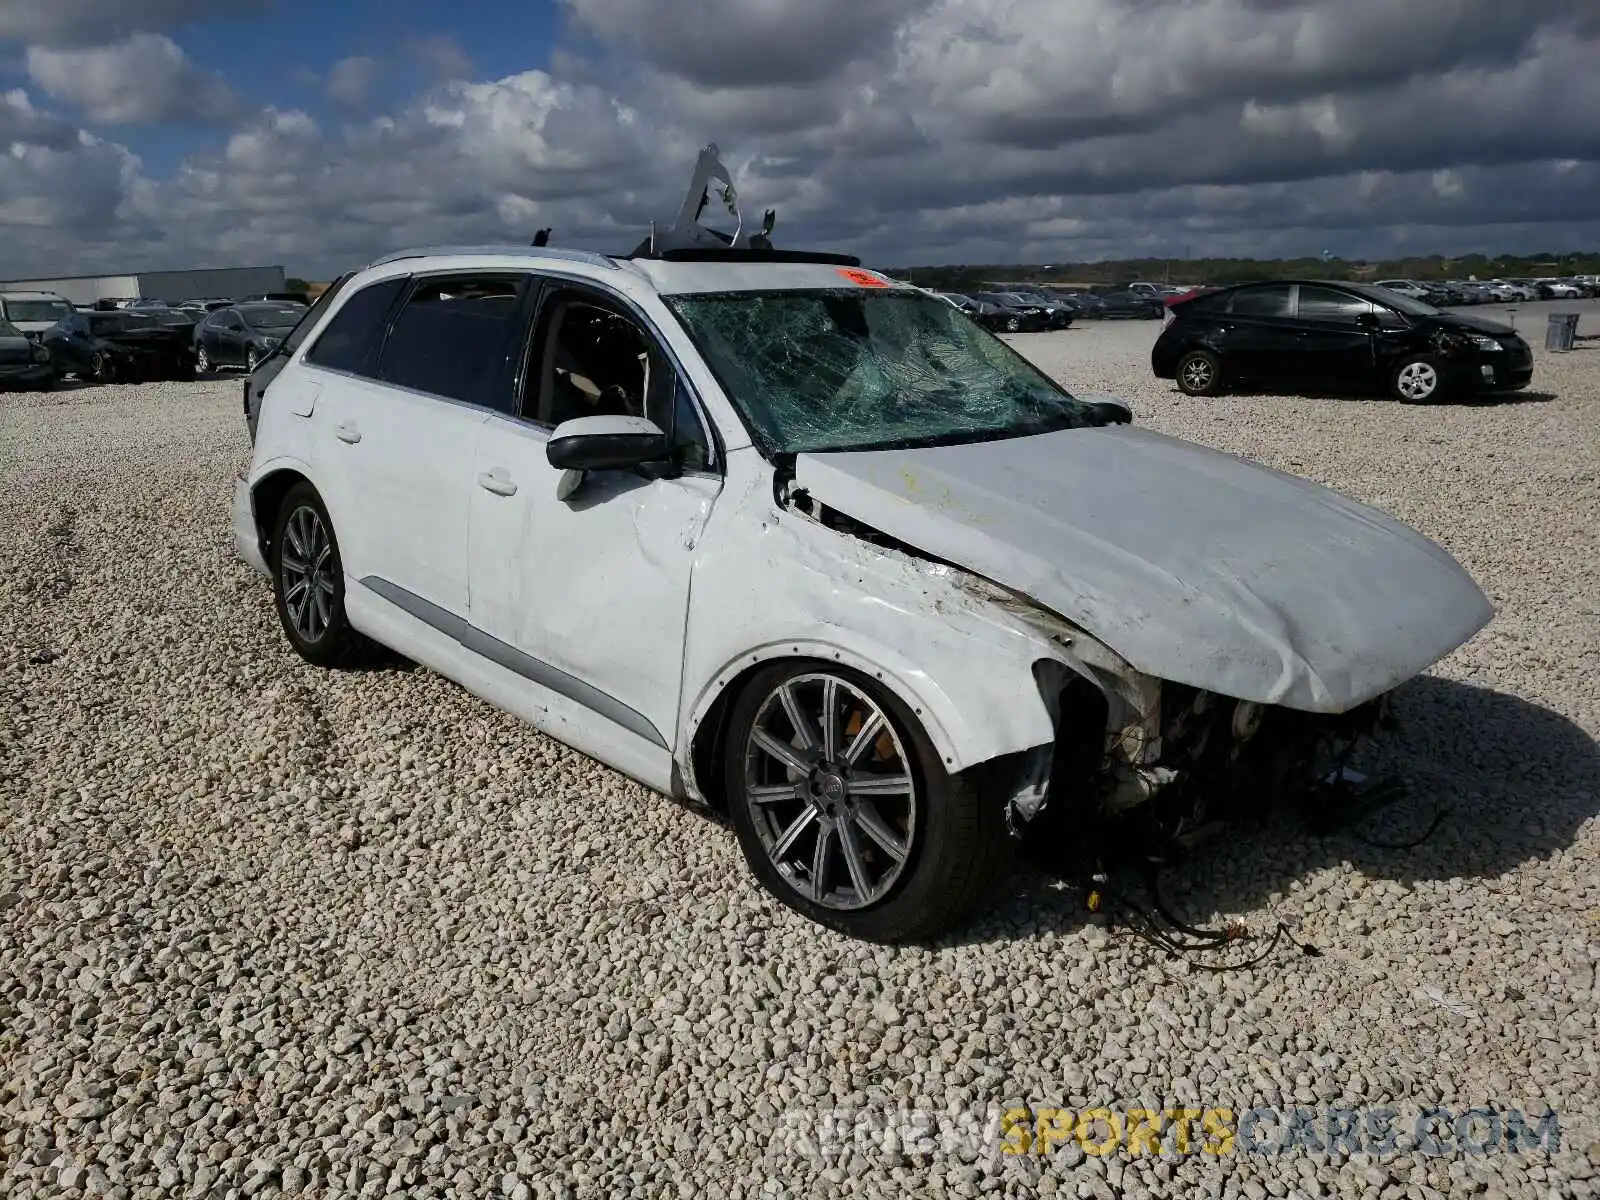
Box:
234;234;1492;942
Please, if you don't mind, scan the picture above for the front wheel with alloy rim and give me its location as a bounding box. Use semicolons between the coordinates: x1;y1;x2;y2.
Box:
195;346;210;374
271;482;356;666
1175;349;1223;396
1004;316;1022;332
723;662;1012;943
246;346;260;373
1391;355;1444;403
89;351;116;384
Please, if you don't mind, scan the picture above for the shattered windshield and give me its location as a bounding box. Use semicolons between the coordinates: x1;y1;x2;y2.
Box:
665;289;1093;454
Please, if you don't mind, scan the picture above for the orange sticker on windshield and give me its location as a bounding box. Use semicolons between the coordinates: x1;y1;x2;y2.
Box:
837;267;890;288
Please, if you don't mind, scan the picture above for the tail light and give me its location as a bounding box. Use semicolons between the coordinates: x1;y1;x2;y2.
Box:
1161;288;1208;330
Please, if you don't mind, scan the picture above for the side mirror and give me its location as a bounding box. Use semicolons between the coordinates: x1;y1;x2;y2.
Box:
1355;311;1379;329
546;414;671;472
1077;392;1134;425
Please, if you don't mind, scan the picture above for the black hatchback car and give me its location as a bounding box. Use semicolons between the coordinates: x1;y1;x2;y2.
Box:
1152;280;1533;403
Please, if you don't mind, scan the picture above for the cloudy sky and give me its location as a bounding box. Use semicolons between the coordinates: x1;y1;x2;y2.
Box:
2;0;1598;279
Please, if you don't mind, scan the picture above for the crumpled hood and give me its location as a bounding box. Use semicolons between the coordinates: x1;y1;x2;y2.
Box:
794;425;1493;713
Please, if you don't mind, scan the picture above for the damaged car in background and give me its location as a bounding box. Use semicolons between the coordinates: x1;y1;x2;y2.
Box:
233;146;1494;944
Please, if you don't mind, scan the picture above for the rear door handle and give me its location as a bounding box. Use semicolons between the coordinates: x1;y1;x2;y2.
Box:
334;422;361;444
477;469;517;497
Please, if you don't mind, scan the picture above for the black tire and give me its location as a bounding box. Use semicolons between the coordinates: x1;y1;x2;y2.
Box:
271;482;356;667
1004;316;1021;332
246;346;260;373
1390;355;1445;404
89;352;116;384
1175;349;1223;396
195;346;211;374
723;661;1013;943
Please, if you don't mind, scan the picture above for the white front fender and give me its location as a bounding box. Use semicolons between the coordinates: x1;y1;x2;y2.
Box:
675;470;1066;789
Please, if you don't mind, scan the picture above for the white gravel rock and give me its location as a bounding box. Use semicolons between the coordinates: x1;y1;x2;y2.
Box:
3;310;1597;1198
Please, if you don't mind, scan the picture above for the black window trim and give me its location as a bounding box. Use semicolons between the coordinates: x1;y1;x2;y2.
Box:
1224;282;1295;318
294;264;721;473
510;273;722;475
1292;282;1411;328
299;272;412;383
363;269;540;417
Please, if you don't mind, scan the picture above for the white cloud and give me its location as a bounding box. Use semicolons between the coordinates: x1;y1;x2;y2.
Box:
324;56;377;110
24;33;236;124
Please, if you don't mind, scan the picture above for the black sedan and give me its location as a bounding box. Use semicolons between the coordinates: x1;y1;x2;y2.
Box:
195;303;306;373
970;292;1051;332
1093;289;1168;319
1152;280;1532;403
42;311;198;383
994;289;1076;329
936;292;1018;332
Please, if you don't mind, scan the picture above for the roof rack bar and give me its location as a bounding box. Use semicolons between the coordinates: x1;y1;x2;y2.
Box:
653;248;862;267
364;245;619;271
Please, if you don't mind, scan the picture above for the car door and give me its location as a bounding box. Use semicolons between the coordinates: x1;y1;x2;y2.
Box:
1216;284;1297;382
209;312;238;363
306;271;530;617
1285;285;1381;391
466;280;721;754
44;315;90;372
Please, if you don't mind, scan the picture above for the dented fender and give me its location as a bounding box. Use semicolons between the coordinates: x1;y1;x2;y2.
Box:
675;452;1073;794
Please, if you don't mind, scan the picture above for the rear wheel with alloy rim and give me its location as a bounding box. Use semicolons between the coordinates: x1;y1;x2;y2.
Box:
1005;316;1021;332
271;482;355;666
89;352;116;384
246;346;260;372
724;662;1012;943
1175;349;1223;396
196;346;211;373
1391;355;1443;403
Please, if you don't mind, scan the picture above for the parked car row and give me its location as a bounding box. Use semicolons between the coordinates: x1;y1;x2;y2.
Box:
0;288;310;388
925;283;1169;330
1374;276;1599;305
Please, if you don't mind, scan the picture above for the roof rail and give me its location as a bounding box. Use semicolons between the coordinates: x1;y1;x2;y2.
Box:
364;245;619;271
650;247;862;267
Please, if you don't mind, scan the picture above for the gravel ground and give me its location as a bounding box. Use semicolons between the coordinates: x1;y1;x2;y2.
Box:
3;309;1598;1200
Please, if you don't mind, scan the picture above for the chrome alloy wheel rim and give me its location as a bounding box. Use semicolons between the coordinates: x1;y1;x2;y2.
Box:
1181;356;1213;391
742;674;917;910
1397;361;1438;399
279;505;335;642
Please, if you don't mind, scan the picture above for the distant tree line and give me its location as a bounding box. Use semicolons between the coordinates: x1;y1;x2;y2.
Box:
886;251;1600;292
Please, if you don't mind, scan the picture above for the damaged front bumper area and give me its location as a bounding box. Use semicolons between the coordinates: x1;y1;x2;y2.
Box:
980;591;1395;843
1105;681;1385;831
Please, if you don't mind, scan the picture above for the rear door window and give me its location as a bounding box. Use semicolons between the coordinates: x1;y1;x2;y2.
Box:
374;274;532;413
304;276;408;377
1176;290;1228;314
280;274;351;358
1227;285;1293;317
